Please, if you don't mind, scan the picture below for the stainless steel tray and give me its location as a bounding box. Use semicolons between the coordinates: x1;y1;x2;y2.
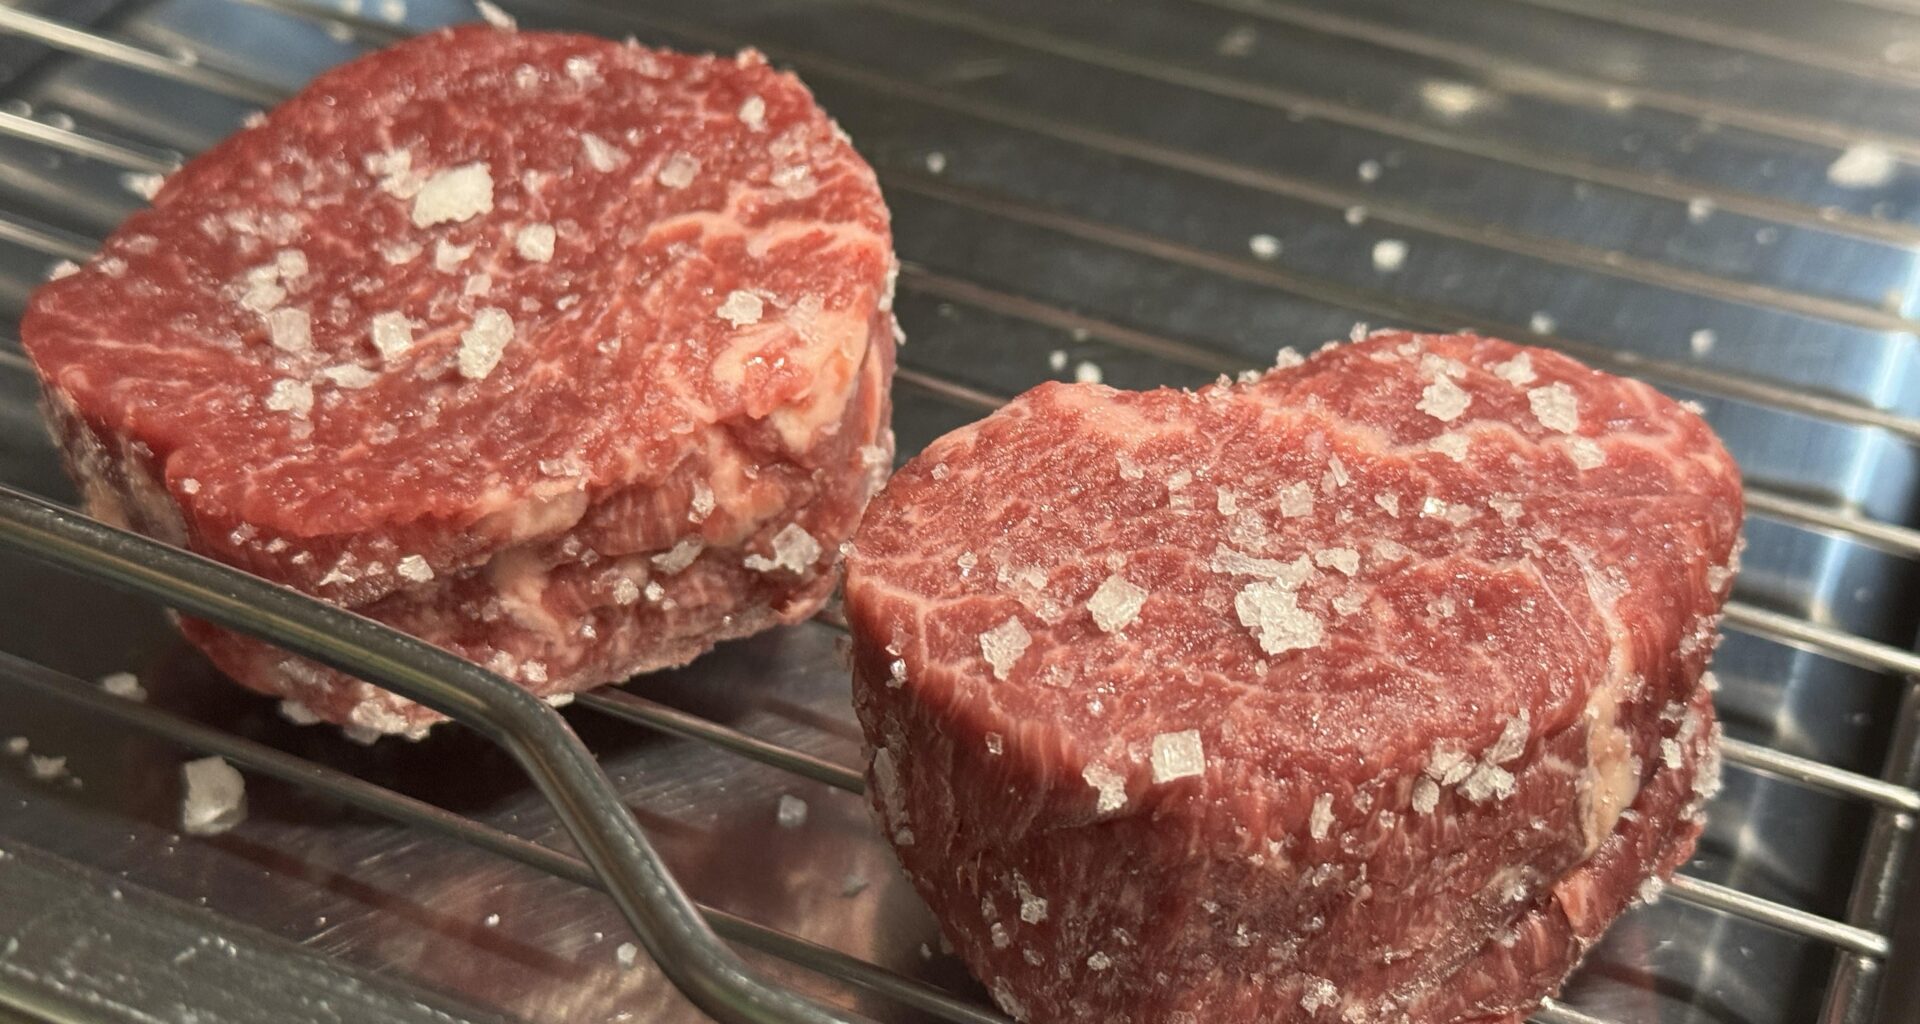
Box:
0;1;1916;1023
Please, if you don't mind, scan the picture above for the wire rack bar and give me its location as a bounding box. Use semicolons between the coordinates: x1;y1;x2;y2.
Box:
0;483;878;1024
0;6;285;106
575;689;866;794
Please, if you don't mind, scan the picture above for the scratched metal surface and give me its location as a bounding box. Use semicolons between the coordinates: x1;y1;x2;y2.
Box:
0;1;1916;1023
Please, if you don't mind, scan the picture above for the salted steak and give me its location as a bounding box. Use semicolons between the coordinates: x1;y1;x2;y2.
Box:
844;332;1738;1024
22;24;898;736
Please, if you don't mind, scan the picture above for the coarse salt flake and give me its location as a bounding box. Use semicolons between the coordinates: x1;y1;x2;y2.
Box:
457;307;515;380
1309;792;1335;839
100;672;146;702
514;222;556;262
1372;238;1408;272
1151;729;1206;783
979;617;1031;680
1083;763;1127;814
776;794;809;828
1417;374;1471;422
434;238;475;272
1249;233;1281;260
396;554;434;582
616;943;638;969
1236;580;1322;655
267;307;312;354
180;755;246;835
265;379;313;418
1087;952;1112;971
410;162;494;228
580;132;622;172
1300;977;1338;1016
651;538;704;574
1528;382;1579;433
320;365;376;391
744;523;819;574
1828;143;1896;189
611;577;640;605
717;289;764;326
370;311;414;359
658;152;700;189
1313;547;1360;576
122;171;166;200
1411;777;1439;813
1566;436;1606;470
1492;352;1535;385
564;55;599;85
1087;574;1148;633
689;481;716;522
738;94;767;130
1074;360;1104;384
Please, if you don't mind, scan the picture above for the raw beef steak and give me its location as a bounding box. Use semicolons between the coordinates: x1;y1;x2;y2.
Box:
844;332;1737;1024
23;23;898;737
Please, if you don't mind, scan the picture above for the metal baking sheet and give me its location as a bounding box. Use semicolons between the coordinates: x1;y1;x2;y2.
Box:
1;1;1916;1023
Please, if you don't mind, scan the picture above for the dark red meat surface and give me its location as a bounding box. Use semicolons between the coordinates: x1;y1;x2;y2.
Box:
24;24;897;736
845;332;1738;1024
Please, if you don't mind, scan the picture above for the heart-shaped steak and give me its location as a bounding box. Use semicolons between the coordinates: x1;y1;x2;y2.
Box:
845;331;1738;1024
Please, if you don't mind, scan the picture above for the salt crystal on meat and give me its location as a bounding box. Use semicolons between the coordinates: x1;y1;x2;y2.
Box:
979;617;1032;680
739;94;767;130
1565;437;1605;470
658;152;700;189
1313;548;1360;576
717;290;764;326
1151;730;1206;783
651;538;704;574
265;379;313;417
1492;352;1535;386
369;311;413;359
744;523;819;574
1309;793;1335;839
457;308;515;380
267;308;313;354
1235;580;1322;654
514;222;556;262
1528;382;1579;433
1087;574;1148;633
320;364;377;389
1417;375;1471;422
1083;763;1127;813
396;554;434;582
410;162;494;228
580;132;622;172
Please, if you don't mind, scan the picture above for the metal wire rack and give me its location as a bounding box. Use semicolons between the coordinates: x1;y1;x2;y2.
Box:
0;1;1916;1023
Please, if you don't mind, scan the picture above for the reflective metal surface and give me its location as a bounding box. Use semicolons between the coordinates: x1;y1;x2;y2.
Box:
0;1;1916;1023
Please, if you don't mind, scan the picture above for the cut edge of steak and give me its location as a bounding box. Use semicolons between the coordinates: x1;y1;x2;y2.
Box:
44;310;894;738
843;331;1739;1024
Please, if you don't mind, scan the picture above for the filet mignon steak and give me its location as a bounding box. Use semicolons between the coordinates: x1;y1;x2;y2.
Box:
845;331;1737;1024
22;23;898;737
